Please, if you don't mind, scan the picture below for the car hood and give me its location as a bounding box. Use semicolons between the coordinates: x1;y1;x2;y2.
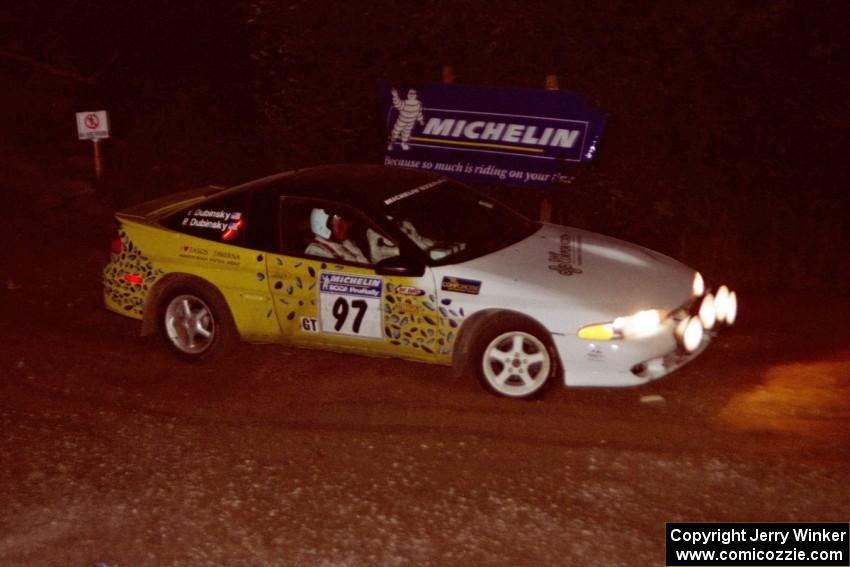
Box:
434;223;695;328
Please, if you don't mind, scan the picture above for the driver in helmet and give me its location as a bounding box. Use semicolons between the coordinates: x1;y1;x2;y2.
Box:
305;208;368;263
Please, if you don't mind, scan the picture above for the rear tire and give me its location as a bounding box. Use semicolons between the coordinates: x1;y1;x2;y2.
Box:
471;314;556;399
157;285;236;361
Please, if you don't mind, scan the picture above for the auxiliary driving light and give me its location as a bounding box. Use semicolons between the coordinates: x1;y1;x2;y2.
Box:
675;317;689;341
682;316;704;353
714;285;730;323
698;293;716;330
726;290;738;325
692;272;705;297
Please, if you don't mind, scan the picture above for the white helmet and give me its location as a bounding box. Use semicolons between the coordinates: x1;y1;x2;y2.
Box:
310;208;332;239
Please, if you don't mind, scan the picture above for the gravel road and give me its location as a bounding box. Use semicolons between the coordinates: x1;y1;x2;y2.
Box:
1;205;848;566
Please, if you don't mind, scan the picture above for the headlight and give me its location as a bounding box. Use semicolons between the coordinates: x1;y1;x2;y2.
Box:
578;309;665;341
615;309;664;339
682;316;704;352
692;272;705;297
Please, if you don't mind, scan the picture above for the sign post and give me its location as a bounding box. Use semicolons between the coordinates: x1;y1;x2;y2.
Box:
75;110;110;181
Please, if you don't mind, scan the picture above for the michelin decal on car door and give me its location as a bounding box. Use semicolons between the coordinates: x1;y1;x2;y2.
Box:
318;272;384;338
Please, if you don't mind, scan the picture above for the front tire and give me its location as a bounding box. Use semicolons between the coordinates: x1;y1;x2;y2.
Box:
473;316;556;399
158;285;236;361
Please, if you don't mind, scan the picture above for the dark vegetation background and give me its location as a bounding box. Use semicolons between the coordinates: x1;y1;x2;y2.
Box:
1;1;847;291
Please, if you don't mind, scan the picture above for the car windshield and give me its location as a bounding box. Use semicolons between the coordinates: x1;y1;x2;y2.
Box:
382;180;538;264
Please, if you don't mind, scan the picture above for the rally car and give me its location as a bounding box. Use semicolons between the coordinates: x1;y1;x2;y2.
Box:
104;164;737;399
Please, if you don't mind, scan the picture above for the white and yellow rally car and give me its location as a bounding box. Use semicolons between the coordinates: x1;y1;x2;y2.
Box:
104;164;736;398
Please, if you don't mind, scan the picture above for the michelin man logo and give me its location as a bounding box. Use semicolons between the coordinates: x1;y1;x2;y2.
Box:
387;88;425;151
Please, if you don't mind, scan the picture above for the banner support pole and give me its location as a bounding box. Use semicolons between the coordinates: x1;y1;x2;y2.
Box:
539;74;561;222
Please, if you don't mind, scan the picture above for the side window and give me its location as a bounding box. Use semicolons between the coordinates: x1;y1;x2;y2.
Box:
165;192;251;246
279;198;399;266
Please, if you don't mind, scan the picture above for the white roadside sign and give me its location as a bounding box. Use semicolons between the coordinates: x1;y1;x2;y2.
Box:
76;110;110;140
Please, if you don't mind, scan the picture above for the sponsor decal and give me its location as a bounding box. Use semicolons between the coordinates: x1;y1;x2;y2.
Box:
392;302;425;315
386;87;425;152
586;344;604;361
441;276;481;295
380;82;607;189
420;117;583;151
396;286;426;296
181;245;208;255
383;179;444;206
548;233;583;276
213;250;240;261
178;245;209;263
319;273;383;298
179;245;240;266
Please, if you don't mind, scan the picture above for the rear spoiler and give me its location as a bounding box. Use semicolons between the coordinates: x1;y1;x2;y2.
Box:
117;185;229;221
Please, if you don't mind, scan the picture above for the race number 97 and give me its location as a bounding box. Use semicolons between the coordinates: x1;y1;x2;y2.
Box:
319;293;382;339
318;272;384;339
332;297;367;333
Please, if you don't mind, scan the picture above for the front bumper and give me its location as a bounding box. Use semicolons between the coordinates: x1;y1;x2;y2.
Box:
553;319;709;387
553;287;735;387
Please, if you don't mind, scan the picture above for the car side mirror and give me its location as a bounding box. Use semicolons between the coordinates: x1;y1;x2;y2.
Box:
375;255;425;277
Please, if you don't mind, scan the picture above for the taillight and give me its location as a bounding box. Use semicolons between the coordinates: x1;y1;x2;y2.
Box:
110;229;122;254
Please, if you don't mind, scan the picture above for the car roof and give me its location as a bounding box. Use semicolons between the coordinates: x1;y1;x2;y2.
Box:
232;164;447;214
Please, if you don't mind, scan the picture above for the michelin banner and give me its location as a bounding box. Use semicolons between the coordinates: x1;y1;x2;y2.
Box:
380;82;607;189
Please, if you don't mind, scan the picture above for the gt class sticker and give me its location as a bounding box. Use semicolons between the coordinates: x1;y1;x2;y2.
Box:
300;317;319;332
318;272;383;338
441;276;481;295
